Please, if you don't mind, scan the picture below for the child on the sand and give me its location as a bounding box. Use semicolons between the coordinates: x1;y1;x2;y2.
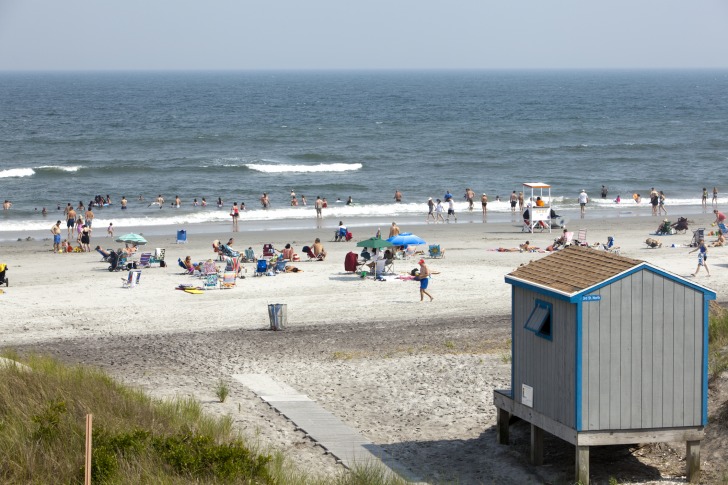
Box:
107;222;114;238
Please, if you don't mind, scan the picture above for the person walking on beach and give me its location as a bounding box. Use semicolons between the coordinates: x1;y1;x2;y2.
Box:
481;193;488;215
315;196;324;219
689;239;710;277
446;198;457;223
578;189;589;217
702;188;708;210
107;222;114;238
434;199;445;223
394;189;402;203
426;197;435;222
509;191;517;213
465;188;475;211
649;188;659;216
415;259;433;302
713;187;719;207
658;191;667;215
51;221;62;253
230;202;240;231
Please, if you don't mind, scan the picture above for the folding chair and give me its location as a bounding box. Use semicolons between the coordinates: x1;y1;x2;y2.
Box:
219;271;237;289
121;269;142;288
575;229;588;246
428;244;445;258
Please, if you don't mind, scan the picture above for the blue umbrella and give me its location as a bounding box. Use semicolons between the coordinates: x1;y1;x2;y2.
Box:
387;233;427;246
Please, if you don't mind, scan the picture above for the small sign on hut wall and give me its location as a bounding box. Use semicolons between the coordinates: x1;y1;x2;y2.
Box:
582;295;601;302
522;384;533;407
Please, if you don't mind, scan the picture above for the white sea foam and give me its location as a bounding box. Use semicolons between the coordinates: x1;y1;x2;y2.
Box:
0;168;35;178
36;165;83;172
245;163;363;173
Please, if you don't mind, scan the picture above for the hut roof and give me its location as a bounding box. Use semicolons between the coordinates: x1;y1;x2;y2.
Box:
506;246;643;295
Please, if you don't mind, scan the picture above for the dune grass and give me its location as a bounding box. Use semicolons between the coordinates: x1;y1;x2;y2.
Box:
709;302;728;382
0;351;408;485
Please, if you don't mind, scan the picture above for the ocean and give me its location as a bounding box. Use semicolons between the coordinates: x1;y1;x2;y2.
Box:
1;70;727;234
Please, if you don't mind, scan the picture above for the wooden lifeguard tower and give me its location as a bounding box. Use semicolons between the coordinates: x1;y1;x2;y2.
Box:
494;246;715;484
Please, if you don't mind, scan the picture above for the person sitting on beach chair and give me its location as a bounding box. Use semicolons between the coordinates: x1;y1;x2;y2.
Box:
334;221;348;242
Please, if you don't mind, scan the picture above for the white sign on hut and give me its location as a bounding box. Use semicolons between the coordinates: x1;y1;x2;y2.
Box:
494;246;716;484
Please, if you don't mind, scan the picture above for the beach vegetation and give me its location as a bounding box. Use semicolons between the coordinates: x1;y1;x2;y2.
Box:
215;379;230;403
709;302;728;382
0;353;411;485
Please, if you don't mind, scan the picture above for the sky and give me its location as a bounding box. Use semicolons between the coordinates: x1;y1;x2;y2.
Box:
1;0;727;71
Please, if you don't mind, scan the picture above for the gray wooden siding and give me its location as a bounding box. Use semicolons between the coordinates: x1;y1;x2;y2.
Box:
580;270;704;431
512;287;576;428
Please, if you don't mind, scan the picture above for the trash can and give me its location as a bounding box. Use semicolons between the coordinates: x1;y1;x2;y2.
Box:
267;303;287;331
176;229;187;244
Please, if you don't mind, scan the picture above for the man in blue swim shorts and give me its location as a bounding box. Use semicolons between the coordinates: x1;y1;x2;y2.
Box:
415;259;433;302
51;220;62;253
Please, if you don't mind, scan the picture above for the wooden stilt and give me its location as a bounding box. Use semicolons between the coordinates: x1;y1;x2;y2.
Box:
497;407;510;445
575;445;589;485
85;414;93;485
530;424;544;465
686;440;701;483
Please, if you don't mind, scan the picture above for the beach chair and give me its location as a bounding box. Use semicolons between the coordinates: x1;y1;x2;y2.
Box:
150;248;166;267
202;273;219;290
219;244;239;258
137;252;152;268
344;252;359;273
0;263;7;287
428;244;444;258
95;246;113;262
178;258;194;274
199;260;219;277
224;256;241;276
602;236;620;255
383;257;395;275
212;240;224;261
242;247;256;263
254;259;268;277
575;229;588;246
302;245;321;261
121;269;142;289
219;271;237;289
262;244;275;259
274;259;288;273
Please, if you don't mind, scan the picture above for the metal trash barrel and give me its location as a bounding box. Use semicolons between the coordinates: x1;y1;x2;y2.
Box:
267;303;287;331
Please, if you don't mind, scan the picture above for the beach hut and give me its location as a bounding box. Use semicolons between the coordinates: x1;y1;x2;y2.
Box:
494;246;715;484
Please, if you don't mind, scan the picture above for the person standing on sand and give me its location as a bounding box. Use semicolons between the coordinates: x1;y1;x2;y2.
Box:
315;196;323;219
689;239;710;277
66;206;77;239
713;187;719;207
51;221;62;253
649;188;659;216
107;222;114;238
426;197;435;222
446;198;457;223
465;188;474;211
230;202;239;231
481;193;488;215
578;189;589;217
415;259;433;302
702;188;708;210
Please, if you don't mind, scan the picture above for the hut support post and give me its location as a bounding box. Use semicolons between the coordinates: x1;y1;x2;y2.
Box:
575;445;589;485
530;424;544;465
496;408;510;444
686;440;700;483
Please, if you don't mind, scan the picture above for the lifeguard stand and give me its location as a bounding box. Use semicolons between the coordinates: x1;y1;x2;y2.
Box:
523;182;551;233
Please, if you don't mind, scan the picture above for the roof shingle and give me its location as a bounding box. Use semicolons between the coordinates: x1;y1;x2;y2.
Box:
506;246;643;295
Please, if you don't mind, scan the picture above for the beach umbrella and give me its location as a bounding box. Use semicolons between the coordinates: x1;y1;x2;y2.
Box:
387;233;427;246
356;237;393;249
115;233;147;245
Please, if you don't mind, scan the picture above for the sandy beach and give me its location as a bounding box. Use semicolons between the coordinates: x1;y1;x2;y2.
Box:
2;209;728;483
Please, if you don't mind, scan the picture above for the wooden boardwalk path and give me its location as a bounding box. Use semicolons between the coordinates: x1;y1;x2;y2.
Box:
233;374;421;482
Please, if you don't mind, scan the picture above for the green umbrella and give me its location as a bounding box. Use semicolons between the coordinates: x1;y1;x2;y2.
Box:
356;237;393;249
115;233;148;245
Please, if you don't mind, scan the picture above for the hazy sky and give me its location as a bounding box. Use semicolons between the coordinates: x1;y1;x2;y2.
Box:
1;0;727;71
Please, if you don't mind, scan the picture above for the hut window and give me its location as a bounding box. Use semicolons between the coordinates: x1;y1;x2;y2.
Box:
524;300;552;340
